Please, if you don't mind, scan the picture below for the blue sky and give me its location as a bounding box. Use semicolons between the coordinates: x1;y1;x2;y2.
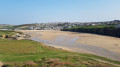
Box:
0;0;120;25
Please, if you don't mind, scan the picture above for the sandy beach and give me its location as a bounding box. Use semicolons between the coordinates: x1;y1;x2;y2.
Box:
20;30;120;61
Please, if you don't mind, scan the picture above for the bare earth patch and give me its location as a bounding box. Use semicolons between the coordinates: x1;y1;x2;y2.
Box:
0;62;3;67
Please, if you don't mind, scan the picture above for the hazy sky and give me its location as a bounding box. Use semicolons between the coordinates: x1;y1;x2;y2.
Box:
0;0;120;25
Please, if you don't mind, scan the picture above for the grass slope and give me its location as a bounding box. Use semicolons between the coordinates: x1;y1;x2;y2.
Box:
0;30;120;67
0;25;15;30
0;30;16;35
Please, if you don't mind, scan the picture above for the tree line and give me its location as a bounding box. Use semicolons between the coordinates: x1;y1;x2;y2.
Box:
61;25;120;37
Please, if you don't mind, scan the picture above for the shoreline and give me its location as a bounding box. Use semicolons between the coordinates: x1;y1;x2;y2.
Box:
21;30;120;61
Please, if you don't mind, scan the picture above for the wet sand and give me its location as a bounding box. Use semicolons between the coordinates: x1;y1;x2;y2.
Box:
20;30;120;61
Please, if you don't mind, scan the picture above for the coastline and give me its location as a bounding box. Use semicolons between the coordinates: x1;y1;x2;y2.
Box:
21;30;120;61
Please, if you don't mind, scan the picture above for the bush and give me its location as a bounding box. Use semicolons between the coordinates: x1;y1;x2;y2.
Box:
62;25;120;37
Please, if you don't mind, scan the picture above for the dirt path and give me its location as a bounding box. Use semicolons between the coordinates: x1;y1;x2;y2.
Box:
20;30;120;61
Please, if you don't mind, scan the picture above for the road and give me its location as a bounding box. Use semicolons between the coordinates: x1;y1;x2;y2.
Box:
21;30;120;61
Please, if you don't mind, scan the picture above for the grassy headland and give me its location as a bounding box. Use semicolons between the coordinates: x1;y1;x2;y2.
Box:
0;30;120;67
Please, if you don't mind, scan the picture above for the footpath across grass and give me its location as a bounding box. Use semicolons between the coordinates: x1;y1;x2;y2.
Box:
0;30;120;67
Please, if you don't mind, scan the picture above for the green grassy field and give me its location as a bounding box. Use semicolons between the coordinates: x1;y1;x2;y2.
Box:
0;25;15;30
0;30;120;67
0;30;16;36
